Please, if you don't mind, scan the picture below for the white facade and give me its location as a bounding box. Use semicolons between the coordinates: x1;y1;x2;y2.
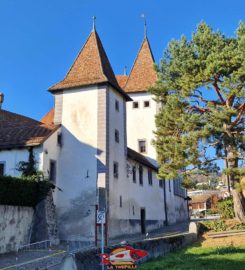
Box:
126;92;158;166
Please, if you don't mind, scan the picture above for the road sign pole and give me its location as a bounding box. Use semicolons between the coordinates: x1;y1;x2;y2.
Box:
101;208;105;270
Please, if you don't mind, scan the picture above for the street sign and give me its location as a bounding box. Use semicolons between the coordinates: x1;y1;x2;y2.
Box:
97;210;106;224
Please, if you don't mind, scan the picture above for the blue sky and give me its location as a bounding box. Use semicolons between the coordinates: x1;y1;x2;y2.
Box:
0;0;244;120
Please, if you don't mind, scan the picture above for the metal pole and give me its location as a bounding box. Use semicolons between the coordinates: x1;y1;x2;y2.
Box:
101;209;105;270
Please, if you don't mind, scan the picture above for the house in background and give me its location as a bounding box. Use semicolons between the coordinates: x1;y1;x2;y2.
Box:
0;24;188;243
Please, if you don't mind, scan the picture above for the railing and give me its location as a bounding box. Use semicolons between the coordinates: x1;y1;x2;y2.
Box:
17;240;51;253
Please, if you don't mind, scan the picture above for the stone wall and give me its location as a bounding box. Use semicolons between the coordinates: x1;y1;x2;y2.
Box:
74;233;197;270
0;205;34;254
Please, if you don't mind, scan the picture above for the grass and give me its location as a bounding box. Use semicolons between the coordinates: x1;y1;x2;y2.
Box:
138;244;245;270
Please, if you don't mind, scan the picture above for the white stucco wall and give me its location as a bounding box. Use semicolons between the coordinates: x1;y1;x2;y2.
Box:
54;86;99;241
0;147;43;177
126;92;157;166
109;156;166;237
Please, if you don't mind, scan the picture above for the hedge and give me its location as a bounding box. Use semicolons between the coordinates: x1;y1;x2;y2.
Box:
0;176;54;207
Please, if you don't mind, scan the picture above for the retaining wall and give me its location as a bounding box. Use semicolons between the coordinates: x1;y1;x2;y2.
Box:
73;232;197;270
0;205;34;254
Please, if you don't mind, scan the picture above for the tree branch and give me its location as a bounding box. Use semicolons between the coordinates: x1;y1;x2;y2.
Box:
212;80;226;105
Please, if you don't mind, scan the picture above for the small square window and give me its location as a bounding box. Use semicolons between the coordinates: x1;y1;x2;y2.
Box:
148;169;153;186
144;101;150;107
138;140;146;153
115;100;119;111
113;162;119;178
132;101;139;109
0;163;5;176
115;129;119;143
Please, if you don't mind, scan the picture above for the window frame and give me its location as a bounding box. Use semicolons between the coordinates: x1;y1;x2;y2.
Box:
132;166;136;183
139;165;143;186
143;100;150;108
138;139;147;153
113;162;119;179
49;159;57;183
115;129;120;143
115;99;119;112
132;101;139;109
148;169;153;186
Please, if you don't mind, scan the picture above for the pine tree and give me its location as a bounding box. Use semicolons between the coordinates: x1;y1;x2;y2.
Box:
151;22;245;222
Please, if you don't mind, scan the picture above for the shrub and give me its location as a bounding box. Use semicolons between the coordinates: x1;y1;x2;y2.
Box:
199;220;227;232
0;175;54;207
217;198;235;219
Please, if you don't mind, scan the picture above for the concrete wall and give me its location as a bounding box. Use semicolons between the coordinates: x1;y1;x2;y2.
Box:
0;205;34;254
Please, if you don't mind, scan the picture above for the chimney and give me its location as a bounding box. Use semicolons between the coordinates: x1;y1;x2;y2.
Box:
0;93;4;109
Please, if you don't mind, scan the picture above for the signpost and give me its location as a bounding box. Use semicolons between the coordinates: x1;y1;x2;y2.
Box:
97;209;106;270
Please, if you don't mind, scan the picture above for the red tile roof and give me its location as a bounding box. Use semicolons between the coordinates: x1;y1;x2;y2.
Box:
116;75;128;89
49;31;131;101
0;110;59;150
41;107;54;125
124;38;157;93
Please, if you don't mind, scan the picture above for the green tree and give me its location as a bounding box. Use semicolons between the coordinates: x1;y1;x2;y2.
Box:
151;22;245;222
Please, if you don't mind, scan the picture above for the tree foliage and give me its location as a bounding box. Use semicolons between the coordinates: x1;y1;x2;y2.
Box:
151;22;245;183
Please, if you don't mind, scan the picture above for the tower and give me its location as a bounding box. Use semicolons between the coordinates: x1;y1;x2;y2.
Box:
119;37;158;166
49;27;131;241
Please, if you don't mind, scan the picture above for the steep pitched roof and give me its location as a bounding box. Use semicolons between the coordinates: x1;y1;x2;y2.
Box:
124;38;157;93
0;110;59;150
49;31;131;101
127;147;158;171
116;75;128;89
41;107;54;125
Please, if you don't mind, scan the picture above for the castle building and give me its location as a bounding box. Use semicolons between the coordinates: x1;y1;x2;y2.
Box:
0;25;188;243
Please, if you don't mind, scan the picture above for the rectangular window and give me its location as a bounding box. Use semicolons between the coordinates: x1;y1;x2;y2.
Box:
115;100;119;111
115;129;119;143
159;179;163;188
132;101;139;109
169;180;171;192
57;133;62;147
144;100;150;108
148;169;153;186
132;166;136;183
120;196;122;208
0;163;5;176
139;166;143;186
138;140;146;153
113;162;119;178
49;160;56;183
